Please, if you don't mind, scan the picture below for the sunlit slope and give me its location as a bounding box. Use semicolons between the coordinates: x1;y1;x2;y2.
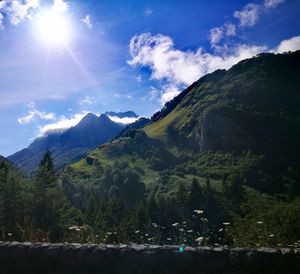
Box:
64;51;300;196
145;51;300;155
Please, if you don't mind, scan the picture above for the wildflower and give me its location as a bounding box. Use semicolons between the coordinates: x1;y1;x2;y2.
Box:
193;209;204;214
223;222;230;226
152;223;158;228
75;228;81;232
68;226;78;230
269;234;275;238
187;230;193;233
167;238;172;241
7;233;12;237
172;222;179;227
107;232;112;235
195;237;204;243
218;228;223;232
179;228;184;232
135;230;140;234
257;221;264;225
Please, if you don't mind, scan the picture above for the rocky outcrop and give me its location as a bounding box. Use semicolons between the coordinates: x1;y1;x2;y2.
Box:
0;242;299;274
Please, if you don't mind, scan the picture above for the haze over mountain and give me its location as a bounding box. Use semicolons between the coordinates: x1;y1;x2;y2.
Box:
8;111;139;174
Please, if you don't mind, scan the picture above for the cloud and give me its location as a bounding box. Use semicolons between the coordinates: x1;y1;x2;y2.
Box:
129;33;300;104
0;0;68;28
273;35;300;53
0;0;40;26
107;115;139;125
82;14;92;29
18;103;56;124
160;85;181;105
234;0;285;28
145;8;153;16
209;23;236;45
39;111;89;136
113;93;132;99
210;27;224;45
264;0;285;9
234;3;261;27
0;13;4;30
79;95;93;106
129;32;266;84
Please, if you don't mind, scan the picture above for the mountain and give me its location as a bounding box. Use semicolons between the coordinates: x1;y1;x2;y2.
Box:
8;113;127;175
64;51;300;196
104;111;138;118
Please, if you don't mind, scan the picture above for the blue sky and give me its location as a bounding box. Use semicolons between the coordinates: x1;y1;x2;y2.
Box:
0;0;299;156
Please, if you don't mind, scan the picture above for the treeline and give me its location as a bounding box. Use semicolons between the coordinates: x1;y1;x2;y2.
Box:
0;152;300;247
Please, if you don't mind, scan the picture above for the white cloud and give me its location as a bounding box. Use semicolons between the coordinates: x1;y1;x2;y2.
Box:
18;103;56;124
234;3;261;27
210;27;224;45
39;111;89;135
128;32;300;104
82;14;92;29
209;23;236;46
160;85;181;105
0;0;40;26
225;23;236;36
273;35;300;53
148;87;159;101
107;115;139;125
128;33;266;87
264;0;285;9
79;95;93;106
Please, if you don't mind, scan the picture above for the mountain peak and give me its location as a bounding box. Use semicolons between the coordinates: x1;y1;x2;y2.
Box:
104;111;138;118
76;113;98;128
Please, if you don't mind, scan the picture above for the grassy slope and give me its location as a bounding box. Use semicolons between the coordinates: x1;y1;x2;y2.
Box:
64;51;300;196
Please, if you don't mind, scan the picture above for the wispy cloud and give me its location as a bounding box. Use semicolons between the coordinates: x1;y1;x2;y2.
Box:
79;95;93;106
129;33;300;104
264;0;285;9
234;3;261;27
82;14;92;29
209;23;236;46
234;0;285;28
18;102;56;124
144;8;153;16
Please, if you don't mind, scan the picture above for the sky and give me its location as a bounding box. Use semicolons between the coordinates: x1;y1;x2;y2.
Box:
0;0;300;156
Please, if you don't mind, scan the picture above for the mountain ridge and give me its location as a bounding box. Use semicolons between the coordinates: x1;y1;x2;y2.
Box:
8;112;138;175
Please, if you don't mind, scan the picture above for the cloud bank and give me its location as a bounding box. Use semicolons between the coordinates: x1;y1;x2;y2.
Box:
107;115;139;125
38;111;89;136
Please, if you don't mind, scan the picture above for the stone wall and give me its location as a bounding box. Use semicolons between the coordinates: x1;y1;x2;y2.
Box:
0;241;299;274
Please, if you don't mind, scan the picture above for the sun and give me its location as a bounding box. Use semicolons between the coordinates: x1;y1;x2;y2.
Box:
36;10;72;45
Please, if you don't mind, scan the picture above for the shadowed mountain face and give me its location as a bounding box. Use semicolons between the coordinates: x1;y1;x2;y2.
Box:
8;112;138;175
64;51;300;196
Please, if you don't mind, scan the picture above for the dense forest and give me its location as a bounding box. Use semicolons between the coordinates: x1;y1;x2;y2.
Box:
0;152;300;248
1;51;300;248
